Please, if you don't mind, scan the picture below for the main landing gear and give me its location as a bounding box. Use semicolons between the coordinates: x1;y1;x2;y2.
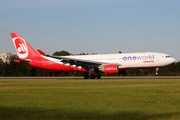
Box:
83;67;101;79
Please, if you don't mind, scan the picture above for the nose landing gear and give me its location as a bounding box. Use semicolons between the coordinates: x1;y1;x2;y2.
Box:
155;67;159;75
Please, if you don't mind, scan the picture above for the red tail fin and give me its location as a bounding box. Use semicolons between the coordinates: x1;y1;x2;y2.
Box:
10;32;40;59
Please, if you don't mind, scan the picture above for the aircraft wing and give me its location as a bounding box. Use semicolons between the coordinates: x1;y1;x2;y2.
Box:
37;49;122;67
44;54;105;67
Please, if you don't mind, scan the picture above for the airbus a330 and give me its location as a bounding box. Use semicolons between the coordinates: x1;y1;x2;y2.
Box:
10;32;175;79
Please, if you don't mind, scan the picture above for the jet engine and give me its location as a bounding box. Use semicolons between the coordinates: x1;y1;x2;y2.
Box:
101;64;119;74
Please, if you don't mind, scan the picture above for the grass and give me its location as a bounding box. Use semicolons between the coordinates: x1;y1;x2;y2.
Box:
0;78;180;120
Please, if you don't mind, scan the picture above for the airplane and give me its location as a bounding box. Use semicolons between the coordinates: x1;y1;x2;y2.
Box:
10;32;176;79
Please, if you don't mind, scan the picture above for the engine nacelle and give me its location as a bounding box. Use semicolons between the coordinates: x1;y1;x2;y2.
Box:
101;64;119;74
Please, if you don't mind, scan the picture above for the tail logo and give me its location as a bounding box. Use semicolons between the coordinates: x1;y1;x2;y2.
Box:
13;37;29;59
17;43;27;53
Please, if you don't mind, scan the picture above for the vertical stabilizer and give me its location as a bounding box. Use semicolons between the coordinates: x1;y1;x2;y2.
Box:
10;32;40;59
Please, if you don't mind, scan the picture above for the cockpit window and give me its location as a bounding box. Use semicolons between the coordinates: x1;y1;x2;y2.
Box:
166;56;171;58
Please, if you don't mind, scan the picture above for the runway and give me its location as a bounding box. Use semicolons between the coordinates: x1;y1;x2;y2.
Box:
0;76;180;80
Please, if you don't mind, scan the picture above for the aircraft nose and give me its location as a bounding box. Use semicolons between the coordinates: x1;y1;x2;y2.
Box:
172;58;176;63
169;57;176;64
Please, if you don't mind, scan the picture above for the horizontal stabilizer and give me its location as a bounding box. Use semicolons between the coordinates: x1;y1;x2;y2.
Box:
37;49;47;55
14;59;31;64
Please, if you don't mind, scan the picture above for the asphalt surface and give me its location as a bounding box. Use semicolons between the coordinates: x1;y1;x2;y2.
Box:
0;76;180;80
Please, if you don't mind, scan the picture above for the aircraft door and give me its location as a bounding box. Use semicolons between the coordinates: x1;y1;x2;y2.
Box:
156;54;160;61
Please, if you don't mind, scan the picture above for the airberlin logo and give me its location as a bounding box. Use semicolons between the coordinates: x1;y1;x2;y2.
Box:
13;37;28;58
17;43;27;53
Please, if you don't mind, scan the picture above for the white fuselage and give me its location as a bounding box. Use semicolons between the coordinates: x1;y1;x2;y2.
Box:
63;52;175;69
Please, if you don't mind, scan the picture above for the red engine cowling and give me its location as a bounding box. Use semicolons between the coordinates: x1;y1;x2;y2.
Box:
103;64;119;74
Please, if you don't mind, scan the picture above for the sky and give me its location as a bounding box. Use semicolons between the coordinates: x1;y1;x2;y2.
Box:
1;0;180;60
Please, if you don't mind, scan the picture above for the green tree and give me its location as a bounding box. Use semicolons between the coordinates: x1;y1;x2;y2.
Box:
53;50;70;56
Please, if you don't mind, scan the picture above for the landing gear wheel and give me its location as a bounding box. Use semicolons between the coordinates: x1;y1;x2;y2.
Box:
96;74;101;79
83;73;89;79
155;72;159;76
83;67;101;79
90;74;95;79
